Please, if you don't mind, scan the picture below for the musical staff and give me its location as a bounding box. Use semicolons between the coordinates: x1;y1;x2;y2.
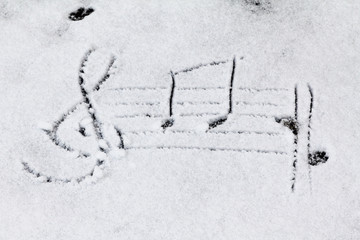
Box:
22;50;328;192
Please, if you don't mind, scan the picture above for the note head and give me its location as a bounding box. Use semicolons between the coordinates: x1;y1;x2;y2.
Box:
275;116;299;135
207;115;228;131
161;118;175;131
308;151;329;166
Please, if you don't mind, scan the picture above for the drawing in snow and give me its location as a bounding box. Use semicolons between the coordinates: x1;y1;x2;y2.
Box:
26;48;329;191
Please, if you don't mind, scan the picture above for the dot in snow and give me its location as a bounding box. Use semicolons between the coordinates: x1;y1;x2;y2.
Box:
68;7;94;21
308;151;329;166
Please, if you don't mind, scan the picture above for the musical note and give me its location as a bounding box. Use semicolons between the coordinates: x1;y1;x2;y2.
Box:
22;50;328;192
23;48;117;183
207;57;237;131
161;57;238;133
306;84;329;192
275;84;329;192
161;71;176;130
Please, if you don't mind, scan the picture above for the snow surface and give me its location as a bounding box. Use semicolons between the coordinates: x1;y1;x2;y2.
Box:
1;0;360;239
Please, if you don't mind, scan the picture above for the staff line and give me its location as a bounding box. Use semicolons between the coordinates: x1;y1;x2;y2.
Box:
124;146;289;155
122;130;284;136
105;87;290;92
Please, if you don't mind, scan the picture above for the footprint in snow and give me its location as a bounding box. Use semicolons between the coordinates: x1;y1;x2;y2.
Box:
68;7;94;21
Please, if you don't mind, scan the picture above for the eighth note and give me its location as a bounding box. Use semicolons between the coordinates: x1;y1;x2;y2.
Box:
207;57;237;131
161;71;176;131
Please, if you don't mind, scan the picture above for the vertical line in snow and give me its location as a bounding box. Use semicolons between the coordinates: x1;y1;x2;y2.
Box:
114;127;125;149
228;57;236;114
291;85;298;192
307;84;314;192
169;71;176;117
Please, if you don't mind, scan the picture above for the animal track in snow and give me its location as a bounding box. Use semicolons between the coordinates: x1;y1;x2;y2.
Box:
68;7;94;21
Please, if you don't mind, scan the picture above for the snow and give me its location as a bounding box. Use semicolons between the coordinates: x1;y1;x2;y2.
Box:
98;139;109;151
92;166;103;179
1;0;360;239
80;117;93;126
109;149;127;159
95;151;107;161
37;121;53;131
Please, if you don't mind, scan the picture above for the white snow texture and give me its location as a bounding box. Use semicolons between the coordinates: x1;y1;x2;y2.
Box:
1;0;360;239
